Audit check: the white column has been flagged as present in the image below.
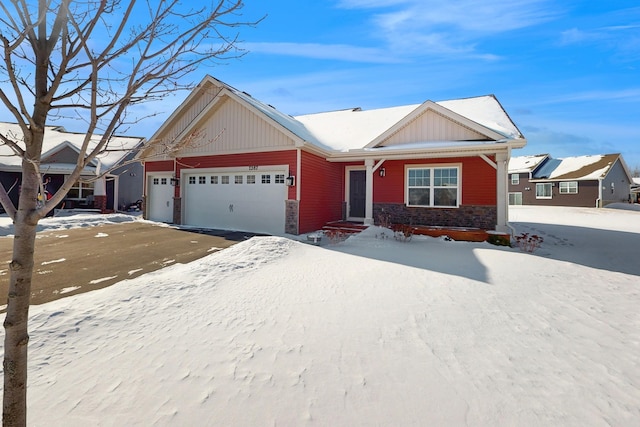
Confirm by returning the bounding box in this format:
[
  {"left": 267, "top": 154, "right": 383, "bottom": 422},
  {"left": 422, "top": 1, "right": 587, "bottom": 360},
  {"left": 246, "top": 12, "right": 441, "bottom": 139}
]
[
  {"left": 364, "top": 158, "right": 374, "bottom": 225},
  {"left": 495, "top": 151, "right": 508, "bottom": 232},
  {"left": 94, "top": 176, "right": 106, "bottom": 196}
]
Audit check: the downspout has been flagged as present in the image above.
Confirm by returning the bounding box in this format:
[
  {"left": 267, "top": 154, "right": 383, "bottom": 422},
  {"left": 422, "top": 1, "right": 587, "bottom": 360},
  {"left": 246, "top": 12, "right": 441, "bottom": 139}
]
[
  {"left": 596, "top": 178, "right": 603, "bottom": 207},
  {"left": 296, "top": 148, "right": 301, "bottom": 201}
]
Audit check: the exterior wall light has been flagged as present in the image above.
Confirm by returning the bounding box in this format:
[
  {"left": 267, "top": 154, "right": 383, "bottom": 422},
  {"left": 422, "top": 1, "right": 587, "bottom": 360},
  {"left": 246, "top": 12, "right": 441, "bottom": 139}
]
[
  {"left": 379, "top": 167, "right": 386, "bottom": 177},
  {"left": 285, "top": 176, "right": 296, "bottom": 186},
  {"left": 170, "top": 177, "right": 179, "bottom": 186}
]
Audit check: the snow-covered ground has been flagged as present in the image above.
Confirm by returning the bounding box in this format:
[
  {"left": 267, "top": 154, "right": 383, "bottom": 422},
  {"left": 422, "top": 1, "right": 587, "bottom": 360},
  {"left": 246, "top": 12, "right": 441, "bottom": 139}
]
[{"left": 1, "top": 205, "right": 639, "bottom": 426}]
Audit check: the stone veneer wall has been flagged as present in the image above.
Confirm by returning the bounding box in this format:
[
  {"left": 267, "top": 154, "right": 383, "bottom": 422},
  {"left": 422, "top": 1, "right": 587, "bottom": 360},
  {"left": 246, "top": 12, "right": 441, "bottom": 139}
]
[
  {"left": 285, "top": 200, "right": 299, "bottom": 235},
  {"left": 173, "top": 197, "right": 182, "bottom": 225},
  {"left": 373, "top": 203, "right": 497, "bottom": 230}
]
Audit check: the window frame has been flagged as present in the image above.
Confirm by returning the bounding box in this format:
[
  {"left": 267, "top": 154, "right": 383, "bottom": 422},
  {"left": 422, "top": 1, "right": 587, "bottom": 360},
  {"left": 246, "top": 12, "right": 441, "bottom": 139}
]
[
  {"left": 535, "top": 183, "right": 552, "bottom": 199},
  {"left": 405, "top": 164, "right": 461, "bottom": 208},
  {"left": 559, "top": 181, "right": 578, "bottom": 194},
  {"left": 65, "top": 176, "right": 95, "bottom": 200},
  {"left": 511, "top": 174, "right": 520, "bottom": 185}
]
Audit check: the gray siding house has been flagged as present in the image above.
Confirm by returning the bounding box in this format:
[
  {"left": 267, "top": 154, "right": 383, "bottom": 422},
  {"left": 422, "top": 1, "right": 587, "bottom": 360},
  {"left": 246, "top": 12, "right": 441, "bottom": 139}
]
[{"left": 509, "top": 153, "right": 633, "bottom": 207}]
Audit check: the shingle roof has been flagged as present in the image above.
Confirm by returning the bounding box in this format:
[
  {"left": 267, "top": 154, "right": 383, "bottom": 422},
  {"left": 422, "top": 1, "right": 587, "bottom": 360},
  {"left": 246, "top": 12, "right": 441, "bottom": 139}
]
[
  {"left": 532, "top": 154, "right": 621, "bottom": 181},
  {"left": 213, "top": 76, "right": 523, "bottom": 152},
  {"left": 0, "top": 122, "right": 145, "bottom": 172},
  {"left": 508, "top": 154, "right": 549, "bottom": 173}
]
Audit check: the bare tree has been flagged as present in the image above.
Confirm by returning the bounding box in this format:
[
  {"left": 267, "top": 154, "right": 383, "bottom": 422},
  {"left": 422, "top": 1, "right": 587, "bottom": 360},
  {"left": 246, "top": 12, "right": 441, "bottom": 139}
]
[{"left": 0, "top": 1, "right": 259, "bottom": 424}]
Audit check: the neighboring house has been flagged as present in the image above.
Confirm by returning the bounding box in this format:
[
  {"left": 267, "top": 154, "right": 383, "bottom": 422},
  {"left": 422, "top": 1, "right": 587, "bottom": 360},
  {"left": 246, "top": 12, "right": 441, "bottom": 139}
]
[
  {"left": 139, "top": 75, "right": 526, "bottom": 235},
  {"left": 507, "top": 154, "right": 549, "bottom": 205},
  {"left": 0, "top": 122, "right": 145, "bottom": 213},
  {"left": 509, "top": 153, "right": 633, "bottom": 207},
  {"left": 632, "top": 177, "right": 640, "bottom": 203}
]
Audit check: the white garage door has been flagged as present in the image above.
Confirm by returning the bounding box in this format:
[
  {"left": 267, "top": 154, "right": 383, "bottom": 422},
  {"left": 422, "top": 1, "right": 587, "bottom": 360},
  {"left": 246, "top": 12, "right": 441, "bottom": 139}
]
[
  {"left": 183, "top": 169, "right": 287, "bottom": 234},
  {"left": 147, "top": 174, "right": 174, "bottom": 223}
]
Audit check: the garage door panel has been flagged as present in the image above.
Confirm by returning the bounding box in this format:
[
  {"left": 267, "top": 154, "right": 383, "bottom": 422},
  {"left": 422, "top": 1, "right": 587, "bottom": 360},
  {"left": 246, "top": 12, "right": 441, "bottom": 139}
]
[
  {"left": 148, "top": 174, "right": 174, "bottom": 223},
  {"left": 183, "top": 171, "right": 286, "bottom": 234}
]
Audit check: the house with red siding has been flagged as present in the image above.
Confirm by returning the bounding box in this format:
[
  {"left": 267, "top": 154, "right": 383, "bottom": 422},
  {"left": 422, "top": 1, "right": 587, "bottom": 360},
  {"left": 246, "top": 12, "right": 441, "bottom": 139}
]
[{"left": 139, "top": 75, "right": 526, "bottom": 235}]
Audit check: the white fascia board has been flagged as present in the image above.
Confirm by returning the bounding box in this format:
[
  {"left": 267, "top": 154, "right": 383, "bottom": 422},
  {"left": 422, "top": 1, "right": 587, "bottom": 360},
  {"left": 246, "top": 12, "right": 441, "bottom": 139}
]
[{"left": 326, "top": 144, "right": 513, "bottom": 163}]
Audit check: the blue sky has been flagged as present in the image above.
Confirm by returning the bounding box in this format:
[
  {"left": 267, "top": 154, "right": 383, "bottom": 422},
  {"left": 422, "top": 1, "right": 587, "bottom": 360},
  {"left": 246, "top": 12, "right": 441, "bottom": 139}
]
[
  {"left": 203, "top": 0, "right": 640, "bottom": 171},
  {"left": 2, "top": 1, "right": 639, "bottom": 171}
]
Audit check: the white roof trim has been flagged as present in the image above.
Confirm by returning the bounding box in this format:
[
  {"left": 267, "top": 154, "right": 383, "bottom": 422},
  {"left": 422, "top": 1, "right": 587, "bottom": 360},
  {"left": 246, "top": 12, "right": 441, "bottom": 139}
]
[{"left": 365, "top": 101, "right": 506, "bottom": 149}]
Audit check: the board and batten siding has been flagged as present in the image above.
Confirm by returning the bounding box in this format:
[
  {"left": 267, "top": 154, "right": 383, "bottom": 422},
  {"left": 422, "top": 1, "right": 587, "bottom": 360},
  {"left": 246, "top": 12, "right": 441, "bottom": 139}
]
[
  {"left": 379, "top": 110, "right": 487, "bottom": 147},
  {"left": 298, "top": 150, "right": 343, "bottom": 233},
  {"left": 174, "top": 96, "right": 296, "bottom": 157}
]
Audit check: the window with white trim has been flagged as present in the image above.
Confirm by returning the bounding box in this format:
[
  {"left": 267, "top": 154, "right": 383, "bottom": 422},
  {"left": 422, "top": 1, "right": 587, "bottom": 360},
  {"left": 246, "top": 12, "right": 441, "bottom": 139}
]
[
  {"left": 160, "top": 178, "right": 167, "bottom": 185},
  {"left": 153, "top": 178, "right": 159, "bottom": 185},
  {"left": 511, "top": 174, "right": 520, "bottom": 185},
  {"left": 261, "top": 174, "right": 271, "bottom": 184},
  {"left": 235, "top": 175, "right": 243, "bottom": 184},
  {"left": 198, "top": 176, "right": 206, "bottom": 184},
  {"left": 406, "top": 166, "right": 459, "bottom": 207},
  {"left": 221, "top": 176, "right": 229, "bottom": 184},
  {"left": 66, "top": 179, "right": 94, "bottom": 199},
  {"left": 536, "top": 183, "right": 552, "bottom": 199},
  {"left": 247, "top": 175, "right": 256, "bottom": 184},
  {"left": 210, "top": 176, "right": 218, "bottom": 184},
  {"left": 275, "top": 174, "right": 285, "bottom": 184},
  {"left": 188, "top": 176, "right": 196, "bottom": 185},
  {"left": 559, "top": 181, "right": 578, "bottom": 194}
]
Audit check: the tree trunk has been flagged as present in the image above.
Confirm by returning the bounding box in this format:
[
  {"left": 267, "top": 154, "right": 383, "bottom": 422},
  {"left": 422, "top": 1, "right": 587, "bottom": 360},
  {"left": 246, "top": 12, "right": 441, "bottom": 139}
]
[{"left": 3, "top": 162, "right": 41, "bottom": 427}]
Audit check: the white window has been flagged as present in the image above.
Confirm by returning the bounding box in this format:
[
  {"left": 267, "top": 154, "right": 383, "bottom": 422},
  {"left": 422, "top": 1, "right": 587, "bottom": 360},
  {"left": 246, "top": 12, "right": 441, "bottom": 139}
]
[
  {"left": 247, "top": 175, "right": 256, "bottom": 184},
  {"left": 67, "top": 179, "right": 94, "bottom": 199},
  {"left": 198, "top": 176, "right": 206, "bottom": 184},
  {"left": 221, "top": 176, "right": 229, "bottom": 184},
  {"left": 235, "top": 175, "right": 243, "bottom": 184},
  {"left": 559, "top": 181, "right": 578, "bottom": 194},
  {"left": 188, "top": 176, "right": 196, "bottom": 185},
  {"left": 406, "top": 166, "right": 459, "bottom": 207},
  {"left": 210, "top": 176, "right": 218, "bottom": 184},
  {"left": 261, "top": 174, "right": 271, "bottom": 184},
  {"left": 511, "top": 174, "right": 520, "bottom": 185},
  {"left": 536, "top": 183, "right": 552, "bottom": 199},
  {"left": 509, "top": 192, "right": 523, "bottom": 205},
  {"left": 275, "top": 174, "right": 285, "bottom": 184},
  {"left": 160, "top": 178, "right": 167, "bottom": 185},
  {"left": 153, "top": 178, "right": 159, "bottom": 185}
]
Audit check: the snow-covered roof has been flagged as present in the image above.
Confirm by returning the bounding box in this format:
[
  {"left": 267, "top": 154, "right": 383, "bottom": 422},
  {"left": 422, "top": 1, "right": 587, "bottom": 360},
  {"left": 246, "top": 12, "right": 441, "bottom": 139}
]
[
  {"left": 437, "top": 95, "right": 523, "bottom": 140},
  {"left": 532, "top": 154, "right": 622, "bottom": 181},
  {"left": 206, "top": 76, "right": 524, "bottom": 154},
  {"left": 294, "top": 105, "right": 420, "bottom": 151},
  {"left": 0, "top": 122, "right": 145, "bottom": 173},
  {"left": 293, "top": 95, "right": 523, "bottom": 152},
  {"left": 508, "top": 154, "right": 549, "bottom": 173}
]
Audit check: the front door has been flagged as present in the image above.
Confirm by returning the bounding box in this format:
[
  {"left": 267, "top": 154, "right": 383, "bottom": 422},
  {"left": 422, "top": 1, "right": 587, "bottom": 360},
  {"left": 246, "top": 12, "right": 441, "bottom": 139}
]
[{"left": 349, "top": 170, "right": 366, "bottom": 219}]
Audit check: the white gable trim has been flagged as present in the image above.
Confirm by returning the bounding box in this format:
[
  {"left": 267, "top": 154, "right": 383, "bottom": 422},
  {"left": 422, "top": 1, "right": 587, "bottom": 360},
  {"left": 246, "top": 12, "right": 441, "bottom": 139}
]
[{"left": 365, "top": 101, "right": 507, "bottom": 149}]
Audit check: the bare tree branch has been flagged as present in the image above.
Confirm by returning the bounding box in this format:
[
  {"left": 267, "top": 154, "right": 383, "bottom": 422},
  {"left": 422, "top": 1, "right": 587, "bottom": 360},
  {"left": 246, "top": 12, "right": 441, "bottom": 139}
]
[{"left": 0, "top": 1, "right": 262, "bottom": 423}]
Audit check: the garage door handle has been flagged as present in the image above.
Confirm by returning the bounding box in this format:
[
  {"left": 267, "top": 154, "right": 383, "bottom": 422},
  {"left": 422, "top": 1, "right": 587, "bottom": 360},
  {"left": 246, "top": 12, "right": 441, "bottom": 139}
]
[
  {"left": 166, "top": 201, "right": 170, "bottom": 207},
  {"left": 229, "top": 204, "right": 234, "bottom": 212}
]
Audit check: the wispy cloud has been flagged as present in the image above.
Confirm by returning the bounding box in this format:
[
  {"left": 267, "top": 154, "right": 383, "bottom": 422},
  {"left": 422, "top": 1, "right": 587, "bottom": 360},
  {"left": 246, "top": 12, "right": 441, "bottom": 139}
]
[
  {"left": 336, "top": 0, "right": 558, "bottom": 60},
  {"left": 560, "top": 24, "right": 640, "bottom": 46},
  {"left": 244, "top": 42, "right": 403, "bottom": 63}
]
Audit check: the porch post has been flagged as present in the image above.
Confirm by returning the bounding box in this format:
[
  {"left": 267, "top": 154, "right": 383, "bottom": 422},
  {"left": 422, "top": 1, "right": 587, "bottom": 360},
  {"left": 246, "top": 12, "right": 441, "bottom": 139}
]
[
  {"left": 93, "top": 176, "right": 108, "bottom": 213},
  {"left": 495, "top": 151, "right": 508, "bottom": 232},
  {"left": 364, "top": 158, "right": 374, "bottom": 225}
]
